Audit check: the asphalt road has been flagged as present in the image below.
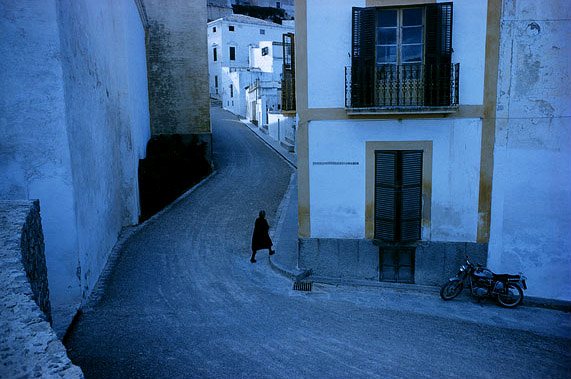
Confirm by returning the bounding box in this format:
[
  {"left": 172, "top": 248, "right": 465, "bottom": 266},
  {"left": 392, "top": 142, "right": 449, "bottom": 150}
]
[{"left": 65, "top": 106, "right": 571, "bottom": 378}]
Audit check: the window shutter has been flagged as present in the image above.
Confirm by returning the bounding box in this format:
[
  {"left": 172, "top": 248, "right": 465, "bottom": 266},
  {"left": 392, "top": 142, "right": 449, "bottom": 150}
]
[
  {"left": 399, "top": 151, "right": 422, "bottom": 242},
  {"left": 351, "top": 7, "right": 376, "bottom": 107},
  {"left": 425, "top": 3, "right": 453, "bottom": 106},
  {"left": 375, "top": 151, "right": 397, "bottom": 241}
]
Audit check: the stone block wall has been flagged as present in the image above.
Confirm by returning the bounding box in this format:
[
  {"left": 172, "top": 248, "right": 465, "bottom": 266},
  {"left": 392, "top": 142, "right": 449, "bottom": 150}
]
[
  {"left": 299, "top": 238, "right": 488, "bottom": 286},
  {"left": 144, "top": 0, "right": 211, "bottom": 137},
  {"left": 0, "top": 200, "right": 82, "bottom": 378}
]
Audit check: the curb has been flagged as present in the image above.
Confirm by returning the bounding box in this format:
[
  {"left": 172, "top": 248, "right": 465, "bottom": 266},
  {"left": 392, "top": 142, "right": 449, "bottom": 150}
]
[
  {"left": 268, "top": 256, "right": 312, "bottom": 282},
  {"left": 239, "top": 118, "right": 297, "bottom": 169},
  {"left": 266, "top": 172, "right": 312, "bottom": 282}
]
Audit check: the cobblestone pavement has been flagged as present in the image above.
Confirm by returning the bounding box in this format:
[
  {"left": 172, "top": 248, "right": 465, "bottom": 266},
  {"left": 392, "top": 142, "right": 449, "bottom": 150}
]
[{"left": 65, "top": 106, "right": 571, "bottom": 379}]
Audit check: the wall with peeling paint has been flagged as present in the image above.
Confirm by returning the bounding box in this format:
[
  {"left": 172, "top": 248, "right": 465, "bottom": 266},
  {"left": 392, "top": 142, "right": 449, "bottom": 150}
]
[
  {"left": 488, "top": 0, "right": 571, "bottom": 300},
  {"left": 0, "top": 0, "right": 151, "bottom": 333}
]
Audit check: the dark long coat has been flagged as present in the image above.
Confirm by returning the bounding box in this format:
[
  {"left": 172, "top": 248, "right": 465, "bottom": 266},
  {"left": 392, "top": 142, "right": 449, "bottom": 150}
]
[{"left": 251, "top": 217, "right": 273, "bottom": 251}]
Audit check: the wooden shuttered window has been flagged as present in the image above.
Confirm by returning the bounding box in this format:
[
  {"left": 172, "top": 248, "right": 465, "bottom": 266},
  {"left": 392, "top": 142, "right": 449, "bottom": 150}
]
[
  {"left": 351, "top": 7, "right": 376, "bottom": 107},
  {"left": 424, "top": 2, "right": 453, "bottom": 106},
  {"left": 351, "top": 3, "right": 454, "bottom": 107},
  {"left": 375, "top": 151, "right": 422, "bottom": 243}
]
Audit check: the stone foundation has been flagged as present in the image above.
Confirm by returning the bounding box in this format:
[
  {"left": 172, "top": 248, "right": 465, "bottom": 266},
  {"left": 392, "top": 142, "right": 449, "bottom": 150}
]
[{"left": 299, "top": 238, "right": 488, "bottom": 286}]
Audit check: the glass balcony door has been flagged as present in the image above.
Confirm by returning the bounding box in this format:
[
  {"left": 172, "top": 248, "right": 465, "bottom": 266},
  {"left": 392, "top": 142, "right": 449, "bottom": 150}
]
[{"left": 376, "top": 8, "right": 424, "bottom": 106}]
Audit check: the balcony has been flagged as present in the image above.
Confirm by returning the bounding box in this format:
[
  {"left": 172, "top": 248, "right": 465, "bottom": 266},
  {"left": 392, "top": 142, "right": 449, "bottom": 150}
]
[
  {"left": 345, "top": 63, "right": 459, "bottom": 114},
  {"left": 281, "top": 73, "right": 296, "bottom": 112}
]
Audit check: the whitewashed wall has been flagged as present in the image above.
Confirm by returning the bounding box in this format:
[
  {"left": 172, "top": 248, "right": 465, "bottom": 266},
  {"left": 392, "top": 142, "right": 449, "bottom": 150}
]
[
  {"left": 488, "top": 0, "right": 571, "bottom": 301},
  {"left": 251, "top": 41, "right": 284, "bottom": 79},
  {"left": 207, "top": 17, "right": 293, "bottom": 97},
  {"left": 306, "top": 0, "right": 487, "bottom": 108},
  {"left": 0, "top": 0, "right": 80, "bottom": 331},
  {"left": 308, "top": 118, "right": 482, "bottom": 241},
  {"left": 0, "top": 0, "right": 150, "bottom": 332}
]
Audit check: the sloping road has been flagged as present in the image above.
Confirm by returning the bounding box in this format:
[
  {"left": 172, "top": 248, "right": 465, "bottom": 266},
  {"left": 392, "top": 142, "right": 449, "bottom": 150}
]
[{"left": 65, "top": 107, "right": 571, "bottom": 378}]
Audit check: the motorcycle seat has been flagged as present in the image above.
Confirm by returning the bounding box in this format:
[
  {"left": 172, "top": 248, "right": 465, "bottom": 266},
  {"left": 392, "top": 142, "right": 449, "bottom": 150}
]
[{"left": 493, "top": 273, "right": 520, "bottom": 281}]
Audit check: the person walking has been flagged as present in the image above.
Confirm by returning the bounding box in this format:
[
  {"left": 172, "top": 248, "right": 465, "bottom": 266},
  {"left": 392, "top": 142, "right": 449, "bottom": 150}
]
[{"left": 250, "top": 210, "right": 275, "bottom": 263}]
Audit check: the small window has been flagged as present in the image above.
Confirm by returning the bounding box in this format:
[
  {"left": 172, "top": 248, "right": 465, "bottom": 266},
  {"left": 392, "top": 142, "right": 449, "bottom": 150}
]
[
  {"left": 213, "top": 47, "right": 217, "bottom": 62},
  {"left": 276, "top": 2, "right": 281, "bottom": 9},
  {"left": 261, "top": 47, "right": 269, "bottom": 56},
  {"left": 230, "top": 84, "right": 234, "bottom": 98},
  {"left": 260, "top": 29, "right": 265, "bottom": 35},
  {"left": 229, "top": 46, "right": 236, "bottom": 61},
  {"left": 213, "top": 27, "right": 216, "bottom": 33},
  {"left": 214, "top": 75, "right": 218, "bottom": 88},
  {"left": 229, "top": 25, "right": 235, "bottom": 31}
]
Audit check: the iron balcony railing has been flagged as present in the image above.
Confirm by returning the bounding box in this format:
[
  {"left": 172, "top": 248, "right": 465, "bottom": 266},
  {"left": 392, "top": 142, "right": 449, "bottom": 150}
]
[
  {"left": 345, "top": 63, "right": 459, "bottom": 111},
  {"left": 281, "top": 73, "right": 296, "bottom": 112}
]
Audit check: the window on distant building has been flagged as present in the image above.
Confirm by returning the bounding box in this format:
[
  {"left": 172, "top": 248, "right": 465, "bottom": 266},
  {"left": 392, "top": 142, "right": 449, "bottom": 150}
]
[
  {"left": 213, "top": 47, "right": 217, "bottom": 61},
  {"left": 214, "top": 75, "right": 218, "bottom": 88},
  {"left": 262, "top": 47, "right": 269, "bottom": 56},
  {"left": 260, "top": 29, "right": 265, "bottom": 35},
  {"left": 213, "top": 27, "right": 216, "bottom": 32},
  {"left": 230, "top": 84, "right": 234, "bottom": 98},
  {"left": 229, "top": 25, "right": 235, "bottom": 31},
  {"left": 374, "top": 150, "right": 422, "bottom": 243},
  {"left": 350, "top": 4, "right": 455, "bottom": 108},
  {"left": 229, "top": 46, "right": 236, "bottom": 61},
  {"left": 276, "top": 2, "right": 281, "bottom": 9}
]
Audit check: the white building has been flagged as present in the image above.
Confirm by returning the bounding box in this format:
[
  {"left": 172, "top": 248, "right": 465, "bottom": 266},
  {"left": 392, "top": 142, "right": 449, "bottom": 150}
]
[
  {"left": 296, "top": 0, "right": 570, "bottom": 301},
  {"left": 207, "top": 14, "right": 293, "bottom": 110}
]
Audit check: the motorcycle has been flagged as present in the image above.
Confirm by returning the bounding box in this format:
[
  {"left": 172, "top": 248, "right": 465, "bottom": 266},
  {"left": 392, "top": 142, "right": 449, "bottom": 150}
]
[{"left": 440, "top": 256, "right": 527, "bottom": 307}]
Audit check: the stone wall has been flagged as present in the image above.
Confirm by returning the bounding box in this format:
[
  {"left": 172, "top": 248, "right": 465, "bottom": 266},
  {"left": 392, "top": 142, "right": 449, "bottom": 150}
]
[
  {"left": 299, "top": 238, "right": 487, "bottom": 286},
  {"left": 0, "top": 200, "right": 83, "bottom": 378},
  {"left": 138, "top": 0, "right": 213, "bottom": 220},
  {"left": 144, "top": 0, "right": 211, "bottom": 136}
]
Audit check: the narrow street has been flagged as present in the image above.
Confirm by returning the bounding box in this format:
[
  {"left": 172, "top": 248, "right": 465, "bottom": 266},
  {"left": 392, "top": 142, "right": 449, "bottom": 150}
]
[{"left": 65, "top": 106, "right": 571, "bottom": 378}]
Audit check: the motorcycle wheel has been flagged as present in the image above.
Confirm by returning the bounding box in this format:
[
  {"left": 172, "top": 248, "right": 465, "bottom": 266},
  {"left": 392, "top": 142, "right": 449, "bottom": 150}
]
[
  {"left": 496, "top": 283, "right": 523, "bottom": 308},
  {"left": 440, "top": 279, "right": 464, "bottom": 300}
]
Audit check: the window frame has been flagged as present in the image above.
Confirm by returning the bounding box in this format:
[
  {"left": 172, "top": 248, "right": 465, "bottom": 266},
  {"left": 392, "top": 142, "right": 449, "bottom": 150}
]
[
  {"left": 365, "top": 141, "right": 432, "bottom": 242},
  {"left": 349, "top": 3, "right": 456, "bottom": 110},
  {"left": 229, "top": 46, "right": 236, "bottom": 61},
  {"left": 375, "top": 7, "right": 426, "bottom": 67}
]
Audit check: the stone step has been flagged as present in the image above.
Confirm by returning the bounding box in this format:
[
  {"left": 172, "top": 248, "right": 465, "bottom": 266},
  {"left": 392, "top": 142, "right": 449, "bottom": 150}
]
[
  {"left": 280, "top": 140, "right": 295, "bottom": 152},
  {"left": 284, "top": 136, "right": 295, "bottom": 145}
]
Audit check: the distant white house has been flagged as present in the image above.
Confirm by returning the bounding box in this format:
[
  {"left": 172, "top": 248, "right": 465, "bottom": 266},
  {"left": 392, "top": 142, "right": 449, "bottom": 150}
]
[{"left": 207, "top": 14, "right": 293, "bottom": 106}]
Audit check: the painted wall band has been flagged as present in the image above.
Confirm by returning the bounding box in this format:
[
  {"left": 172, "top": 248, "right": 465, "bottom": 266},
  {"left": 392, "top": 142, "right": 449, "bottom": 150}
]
[
  {"left": 295, "top": 0, "right": 310, "bottom": 238},
  {"left": 477, "top": 0, "right": 502, "bottom": 243}
]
